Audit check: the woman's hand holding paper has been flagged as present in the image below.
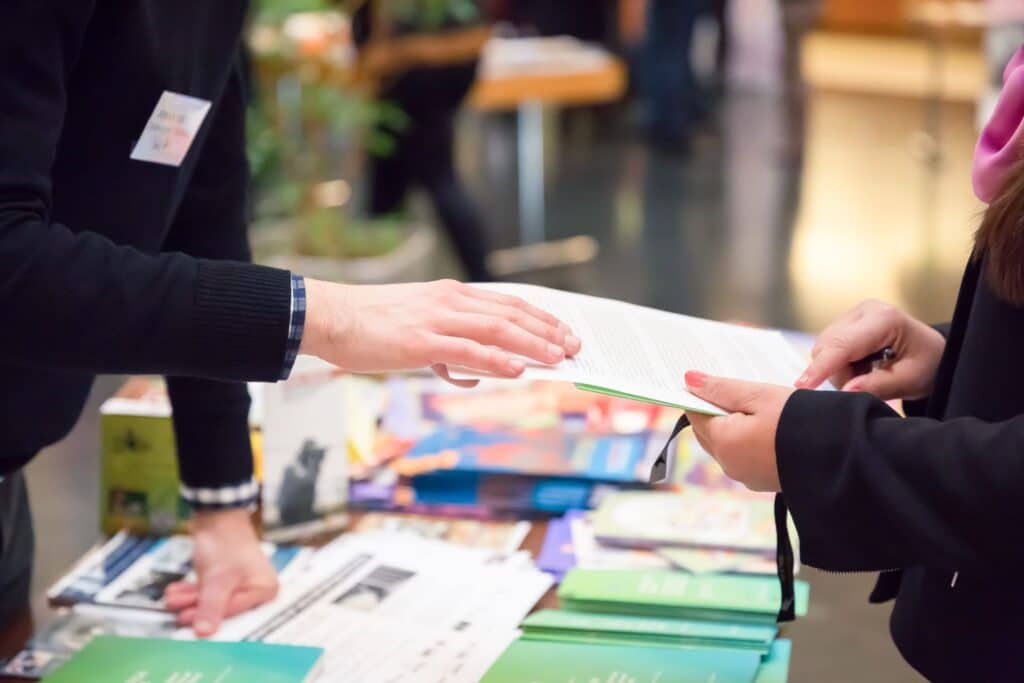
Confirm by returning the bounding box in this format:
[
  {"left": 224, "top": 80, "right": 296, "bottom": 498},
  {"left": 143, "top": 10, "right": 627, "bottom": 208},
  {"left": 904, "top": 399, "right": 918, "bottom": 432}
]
[
  {"left": 794, "top": 299, "right": 945, "bottom": 400},
  {"left": 683, "top": 371, "right": 793, "bottom": 492}
]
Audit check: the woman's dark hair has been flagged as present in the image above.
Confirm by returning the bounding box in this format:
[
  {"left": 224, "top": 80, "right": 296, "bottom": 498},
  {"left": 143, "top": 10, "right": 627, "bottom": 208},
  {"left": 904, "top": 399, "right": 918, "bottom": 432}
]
[{"left": 975, "top": 159, "right": 1024, "bottom": 305}]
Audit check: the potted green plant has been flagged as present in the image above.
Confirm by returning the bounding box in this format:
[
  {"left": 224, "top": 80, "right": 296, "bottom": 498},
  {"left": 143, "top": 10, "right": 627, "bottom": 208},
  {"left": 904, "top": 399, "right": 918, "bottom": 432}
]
[{"left": 246, "top": 0, "right": 440, "bottom": 283}]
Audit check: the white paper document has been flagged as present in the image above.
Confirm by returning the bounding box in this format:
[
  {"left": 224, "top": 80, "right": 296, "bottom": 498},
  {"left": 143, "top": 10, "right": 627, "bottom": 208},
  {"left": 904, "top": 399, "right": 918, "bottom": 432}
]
[
  {"left": 457, "top": 283, "right": 808, "bottom": 415},
  {"left": 189, "top": 531, "right": 551, "bottom": 683}
]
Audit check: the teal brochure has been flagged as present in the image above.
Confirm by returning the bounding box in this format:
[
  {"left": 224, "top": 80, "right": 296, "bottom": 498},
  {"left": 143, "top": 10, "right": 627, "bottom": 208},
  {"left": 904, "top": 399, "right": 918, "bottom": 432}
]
[
  {"left": 755, "top": 639, "right": 792, "bottom": 683},
  {"left": 481, "top": 638, "right": 761, "bottom": 683},
  {"left": 42, "top": 635, "right": 323, "bottom": 683}
]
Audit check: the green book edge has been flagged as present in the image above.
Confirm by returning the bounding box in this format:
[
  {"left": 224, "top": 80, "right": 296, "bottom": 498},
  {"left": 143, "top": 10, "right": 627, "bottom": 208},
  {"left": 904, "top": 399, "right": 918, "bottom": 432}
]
[
  {"left": 522, "top": 609, "right": 776, "bottom": 645},
  {"left": 558, "top": 570, "right": 810, "bottom": 618},
  {"left": 755, "top": 639, "right": 792, "bottom": 683},
  {"left": 574, "top": 384, "right": 725, "bottom": 416}
]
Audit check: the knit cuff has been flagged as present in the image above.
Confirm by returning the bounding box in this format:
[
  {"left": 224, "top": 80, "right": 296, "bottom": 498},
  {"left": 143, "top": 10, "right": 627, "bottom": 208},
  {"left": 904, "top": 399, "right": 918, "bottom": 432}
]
[
  {"left": 190, "top": 260, "right": 292, "bottom": 382},
  {"left": 182, "top": 477, "right": 259, "bottom": 511}
]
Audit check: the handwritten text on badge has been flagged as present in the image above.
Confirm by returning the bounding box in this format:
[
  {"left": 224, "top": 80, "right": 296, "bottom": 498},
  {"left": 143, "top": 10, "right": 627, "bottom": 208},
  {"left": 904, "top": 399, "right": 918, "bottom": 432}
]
[{"left": 130, "top": 91, "right": 212, "bottom": 167}]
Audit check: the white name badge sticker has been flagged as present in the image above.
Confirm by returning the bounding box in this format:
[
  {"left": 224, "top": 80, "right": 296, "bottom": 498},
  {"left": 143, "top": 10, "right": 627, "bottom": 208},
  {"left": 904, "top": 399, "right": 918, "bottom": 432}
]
[{"left": 130, "top": 91, "right": 212, "bottom": 167}]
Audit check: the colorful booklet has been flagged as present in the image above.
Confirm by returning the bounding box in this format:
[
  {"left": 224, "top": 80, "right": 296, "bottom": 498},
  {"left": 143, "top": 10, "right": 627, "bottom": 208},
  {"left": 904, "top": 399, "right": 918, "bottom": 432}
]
[
  {"left": 99, "top": 377, "right": 267, "bottom": 536},
  {"left": 409, "top": 471, "right": 614, "bottom": 515},
  {"left": 535, "top": 512, "right": 579, "bottom": 582},
  {"left": 480, "top": 638, "right": 762, "bottom": 683},
  {"left": 521, "top": 609, "right": 777, "bottom": 654},
  {"left": 351, "top": 512, "right": 531, "bottom": 553},
  {"left": 591, "top": 489, "right": 777, "bottom": 554},
  {"left": 42, "top": 636, "right": 323, "bottom": 683},
  {"left": 400, "top": 424, "right": 654, "bottom": 483},
  {"left": 557, "top": 569, "right": 809, "bottom": 624},
  {"left": 657, "top": 546, "right": 778, "bottom": 576},
  {"left": 568, "top": 513, "right": 672, "bottom": 572}
]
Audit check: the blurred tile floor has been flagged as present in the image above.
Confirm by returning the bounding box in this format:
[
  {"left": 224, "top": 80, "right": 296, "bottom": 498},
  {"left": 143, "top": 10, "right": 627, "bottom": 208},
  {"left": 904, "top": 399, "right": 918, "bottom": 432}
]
[{"left": 25, "top": 31, "right": 992, "bottom": 683}]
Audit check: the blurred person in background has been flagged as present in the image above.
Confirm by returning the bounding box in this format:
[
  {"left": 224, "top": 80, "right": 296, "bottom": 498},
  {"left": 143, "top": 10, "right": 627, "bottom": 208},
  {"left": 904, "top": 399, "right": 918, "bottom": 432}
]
[
  {"left": 0, "top": 1, "right": 579, "bottom": 636},
  {"left": 352, "top": 0, "right": 495, "bottom": 281},
  {"left": 492, "top": 0, "right": 611, "bottom": 42},
  {"left": 778, "top": 0, "right": 821, "bottom": 162},
  {"left": 683, "top": 45, "right": 1024, "bottom": 680},
  {"left": 641, "top": 0, "right": 708, "bottom": 152}
]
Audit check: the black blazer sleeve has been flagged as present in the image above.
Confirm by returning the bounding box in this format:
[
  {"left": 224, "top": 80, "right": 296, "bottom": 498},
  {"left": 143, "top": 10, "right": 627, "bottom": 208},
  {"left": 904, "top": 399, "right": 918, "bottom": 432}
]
[
  {"left": 163, "top": 57, "right": 256, "bottom": 493},
  {"left": 777, "top": 389, "right": 1024, "bottom": 573},
  {"left": 0, "top": 2, "right": 289, "bottom": 382},
  {"left": 902, "top": 321, "right": 952, "bottom": 418}
]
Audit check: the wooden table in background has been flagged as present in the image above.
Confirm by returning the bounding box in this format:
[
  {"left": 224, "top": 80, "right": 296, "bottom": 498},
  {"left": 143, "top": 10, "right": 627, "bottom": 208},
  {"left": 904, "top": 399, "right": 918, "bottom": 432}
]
[
  {"left": 253, "top": 31, "right": 626, "bottom": 276},
  {"left": 469, "top": 57, "right": 626, "bottom": 275}
]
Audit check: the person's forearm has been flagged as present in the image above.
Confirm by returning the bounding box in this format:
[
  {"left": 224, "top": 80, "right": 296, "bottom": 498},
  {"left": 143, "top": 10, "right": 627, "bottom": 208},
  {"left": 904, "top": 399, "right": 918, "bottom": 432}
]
[
  {"left": 0, "top": 222, "right": 292, "bottom": 381},
  {"left": 778, "top": 390, "right": 1024, "bottom": 573},
  {"left": 297, "top": 277, "right": 352, "bottom": 360}
]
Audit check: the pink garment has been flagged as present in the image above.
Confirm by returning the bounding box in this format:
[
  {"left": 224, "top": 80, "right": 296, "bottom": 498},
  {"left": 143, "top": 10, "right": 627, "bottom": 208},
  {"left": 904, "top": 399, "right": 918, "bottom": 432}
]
[{"left": 973, "top": 44, "right": 1024, "bottom": 202}]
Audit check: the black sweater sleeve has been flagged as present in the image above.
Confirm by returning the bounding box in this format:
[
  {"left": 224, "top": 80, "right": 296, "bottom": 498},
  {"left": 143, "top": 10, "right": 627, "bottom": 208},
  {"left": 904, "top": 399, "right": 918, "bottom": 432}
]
[
  {"left": 777, "top": 389, "right": 1024, "bottom": 573},
  {"left": 163, "top": 56, "right": 258, "bottom": 493},
  {"left": 0, "top": 2, "right": 289, "bottom": 382}
]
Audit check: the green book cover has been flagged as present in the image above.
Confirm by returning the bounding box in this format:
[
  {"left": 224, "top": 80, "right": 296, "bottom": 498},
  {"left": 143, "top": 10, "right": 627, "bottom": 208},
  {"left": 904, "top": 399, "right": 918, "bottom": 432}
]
[
  {"left": 43, "top": 636, "right": 323, "bottom": 683},
  {"left": 100, "top": 392, "right": 187, "bottom": 536},
  {"left": 480, "top": 638, "right": 761, "bottom": 683},
  {"left": 522, "top": 609, "right": 776, "bottom": 651},
  {"left": 100, "top": 377, "right": 262, "bottom": 536},
  {"left": 754, "top": 639, "right": 792, "bottom": 683},
  {"left": 558, "top": 570, "right": 809, "bottom": 622},
  {"left": 591, "top": 490, "right": 777, "bottom": 554}
]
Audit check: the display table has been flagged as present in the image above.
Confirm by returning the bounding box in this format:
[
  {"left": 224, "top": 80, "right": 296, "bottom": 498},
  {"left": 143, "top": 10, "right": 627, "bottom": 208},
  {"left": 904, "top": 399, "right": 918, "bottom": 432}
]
[
  {"left": 0, "top": 514, "right": 556, "bottom": 682},
  {"left": 469, "top": 38, "right": 626, "bottom": 274}
]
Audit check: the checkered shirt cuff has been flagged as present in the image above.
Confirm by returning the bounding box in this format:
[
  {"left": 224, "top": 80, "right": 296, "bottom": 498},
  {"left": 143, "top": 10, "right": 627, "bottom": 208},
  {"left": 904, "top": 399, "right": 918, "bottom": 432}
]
[{"left": 280, "top": 274, "right": 306, "bottom": 380}]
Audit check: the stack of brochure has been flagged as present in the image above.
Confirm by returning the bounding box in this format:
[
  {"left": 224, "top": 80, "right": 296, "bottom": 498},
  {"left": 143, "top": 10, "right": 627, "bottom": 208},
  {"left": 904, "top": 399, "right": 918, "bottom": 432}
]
[
  {"left": 521, "top": 609, "right": 777, "bottom": 653},
  {"left": 535, "top": 488, "right": 790, "bottom": 583},
  {"left": 478, "top": 569, "right": 806, "bottom": 682},
  {"left": 349, "top": 375, "right": 687, "bottom": 516},
  {"left": 557, "top": 569, "right": 809, "bottom": 625},
  {"left": 482, "top": 638, "right": 794, "bottom": 683}
]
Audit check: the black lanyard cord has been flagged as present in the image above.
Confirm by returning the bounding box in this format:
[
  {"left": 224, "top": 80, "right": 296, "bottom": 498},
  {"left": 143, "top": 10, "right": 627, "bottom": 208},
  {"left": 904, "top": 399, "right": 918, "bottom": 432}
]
[{"left": 775, "top": 493, "right": 796, "bottom": 622}]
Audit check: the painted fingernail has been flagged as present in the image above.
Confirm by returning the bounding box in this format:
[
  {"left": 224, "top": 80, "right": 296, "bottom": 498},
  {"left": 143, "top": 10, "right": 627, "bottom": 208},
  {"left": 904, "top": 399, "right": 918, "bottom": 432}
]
[
  {"left": 685, "top": 371, "right": 707, "bottom": 388},
  {"left": 508, "top": 359, "right": 525, "bottom": 374},
  {"left": 548, "top": 343, "right": 565, "bottom": 359}
]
